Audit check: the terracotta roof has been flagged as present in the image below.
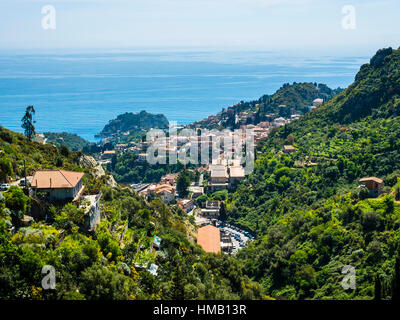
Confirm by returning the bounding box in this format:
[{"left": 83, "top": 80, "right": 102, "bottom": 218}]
[
  {"left": 32, "top": 170, "right": 84, "bottom": 189},
  {"left": 283, "top": 145, "right": 296, "bottom": 151},
  {"left": 359, "top": 177, "right": 383, "bottom": 184},
  {"left": 155, "top": 187, "right": 175, "bottom": 195},
  {"left": 197, "top": 225, "right": 221, "bottom": 253}
]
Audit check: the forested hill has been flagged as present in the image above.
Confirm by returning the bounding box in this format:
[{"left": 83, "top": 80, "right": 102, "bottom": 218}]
[
  {"left": 230, "top": 47, "right": 400, "bottom": 299},
  {"left": 256, "top": 82, "right": 342, "bottom": 119},
  {"left": 42, "top": 132, "right": 91, "bottom": 151},
  {"left": 98, "top": 110, "right": 169, "bottom": 138},
  {"left": 192, "top": 82, "right": 342, "bottom": 129}
]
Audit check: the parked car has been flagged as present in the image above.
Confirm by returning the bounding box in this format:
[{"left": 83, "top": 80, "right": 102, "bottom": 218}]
[
  {"left": 18, "top": 179, "right": 27, "bottom": 186},
  {"left": 0, "top": 184, "right": 10, "bottom": 191}
]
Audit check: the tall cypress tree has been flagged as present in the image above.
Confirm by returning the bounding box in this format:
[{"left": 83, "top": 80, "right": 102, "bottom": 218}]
[
  {"left": 219, "top": 201, "right": 227, "bottom": 221},
  {"left": 21, "top": 105, "right": 36, "bottom": 141}
]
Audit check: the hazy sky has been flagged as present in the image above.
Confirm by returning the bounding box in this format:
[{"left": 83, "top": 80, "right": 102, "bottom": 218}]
[{"left": 0, "top": 0, "right": 399, "bottom": 54}]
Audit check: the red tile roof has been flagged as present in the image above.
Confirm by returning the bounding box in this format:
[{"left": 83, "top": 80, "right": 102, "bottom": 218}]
[
  {"left": 359, "top": 177, "right": 383, "bottom": 184},
  {"left": 32, "top": 170, "right": 84, "bottom": 189},
  {"left": 197, "top": 225, "right": 221, "bottom": 253}
]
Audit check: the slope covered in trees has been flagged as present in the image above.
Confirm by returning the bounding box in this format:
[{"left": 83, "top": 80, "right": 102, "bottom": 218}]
[
  {"left": 193, "top": 82, "right": 342, "bottom": 129},
  {"left": 42, "top": 132, "right": 92, "bottom": 151},
  {"left": 228, "top": 47, "right": 400, "bottom": 299}
]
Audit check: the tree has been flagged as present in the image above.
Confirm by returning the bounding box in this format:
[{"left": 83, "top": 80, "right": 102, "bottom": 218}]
[
  {"left": 5, "top": 186, "right": 29, "bottom": 213},
  {"left": 21, "top": 105, "right": 36, "bottom": 141},
  {"left": 176, "top": 170, "right": 190, "bottom": 198},
  {"left": 79, "top": 265, "right": 135, "bottom": 300},
  {"left": 374, "top": 274, "right": 382, "bottom": 300},
  {"left": 219, "top": 201, "right": 227, "bottom": 221},
  {"left": 392, "top": 255, "right": 400, "bottom": 300},
  {"left": 60, "top": 144, "right": 70, "bottom": 157},
  {"left": 0, "top": 157, "right": 13, "bottom": 183},
  {"left": 54, "top": 203, "right": 84, "bottom": 229}
]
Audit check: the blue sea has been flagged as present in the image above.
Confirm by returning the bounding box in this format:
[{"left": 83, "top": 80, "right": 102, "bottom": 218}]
[{"left": 0, "top": 50, "right": 369, "bottom": 142}]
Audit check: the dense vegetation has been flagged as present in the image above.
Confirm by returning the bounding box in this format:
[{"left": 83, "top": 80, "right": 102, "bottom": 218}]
[
  {"left": 98, "top": 110, "right": 169, "bottom": 138},
  {"left": 0, "top": 126, "right": 84, "bottom": 183},
  {"left": 227, "top": 47, "right": 400, "bottom": 299},
  {"left": 106, "top": 152, "right": 197, "bottom": 184},
  {"left": 43, "top": 132, "right": 92, "bottom": 151},
  {"left": 256, "top": 82, "right": 342, "bottom": 120}
]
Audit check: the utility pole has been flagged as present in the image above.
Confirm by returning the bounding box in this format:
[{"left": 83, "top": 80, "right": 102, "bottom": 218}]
[{"left": 24, "top": 160, "right": 27, "bottom": 188}]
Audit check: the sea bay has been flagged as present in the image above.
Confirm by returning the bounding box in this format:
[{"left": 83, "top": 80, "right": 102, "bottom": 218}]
[{"left": 0, "top": 50, "right": 367, "bottom": 141}]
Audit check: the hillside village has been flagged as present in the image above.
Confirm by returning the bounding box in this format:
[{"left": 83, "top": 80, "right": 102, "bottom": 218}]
[
  {"left": 1, "top": 93, "right": 328, "bottom": 256},
  {"left": 64, "top": 96, "right": 326, "bottom": 254},
  {"left": 7, "top": 93, "right": 388, "bottom": 257}
]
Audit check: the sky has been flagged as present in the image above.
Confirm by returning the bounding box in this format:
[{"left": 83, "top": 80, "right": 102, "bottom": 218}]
[{"left": 0, "top": 0, "right": 399, "bottom": 54}]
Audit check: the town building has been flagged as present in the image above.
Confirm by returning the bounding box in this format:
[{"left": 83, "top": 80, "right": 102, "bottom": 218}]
[
  {"left": 313, "top": 98, "right": 324, "bottom": 106},
  {"left": 178, "top": 199, "right": 195, "bottom": 213},
  {"left": 101, "top": 150, "right": 116, "bottom": 160},
  {"left": 283, "top": 145, "right": 297, "bottom": 153},
  {"left": 359, "top": 177, "right": 383, "bottom": 197},
  {"left": 160, "top": 173, "right": 178, "bottom": 186},
  {"left": 209, "top": 165, "right": 229, "bottom": 192},
  {"left": 273, "top": 117, "right": 287, "bottom": 127},
  {"left": 137, "top": 153, "right": 148, "bottom": 162},
  {"left": 308, "top": 106, "right": 317, "bottom": 112},
  {"left": 115, "top": 144, "right": 128, "bottom": 152},
  {"left": 220, "top": 230, "right": 233, "bottom": 254},
  {"left": 31, "top": 170, "right": 85, "bottom": 201},
  {"left": 142, "top": 184, "right": 176, "bottom": 203},
  {"left": 229, "top": 166, "right": 245, "bottom": 188},
  {"left": 189, "top": 186, "right": 204, "bottom": 198},
  {"left": 200, "top": 200, "right": 220, "bottom": 218}
]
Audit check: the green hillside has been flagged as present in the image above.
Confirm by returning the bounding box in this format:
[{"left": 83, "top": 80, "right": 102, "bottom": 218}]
[
  {"left": 193, "top": 82, "right": 342, "bottom": 129},
  {"left": 229, "top": 47, "right": 400, "bottom": 299},
  {"left": 0, "top": 127, "right": 266, "bottom": 300},
  {"left": 0, "top": 126, "right": 84, "bottom": 182},
  {"left": 42, "top": 132, "right": 92, "bottom": 151},
  {"left": 256, "top": 82, "right": 342, "bottom": 119}
]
